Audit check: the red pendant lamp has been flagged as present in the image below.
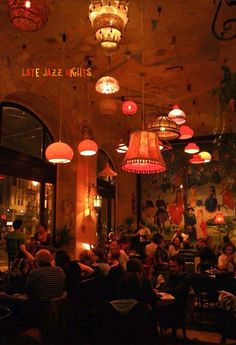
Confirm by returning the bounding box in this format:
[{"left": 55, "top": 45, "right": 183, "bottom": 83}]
[
  {"left": 122, "top": 100, "right": 138, "bottom": 115},
  {"left": 116, "top": 140, "right": 128, "bottom": 153},
  {"left": 98, "top": 162, "right": 117, "bottom": 177},
  {"left": 168, "top": 105, "right": 186, "bottom": 124},
  {"left": 122, "top": 131, "right": 166, "bottom": 174},
  {"left": 184, "top": 142, "right": 199, "bottom": 154},
  {"left": 46, "top": 141, "right": 74, "bottom": 163},
  {"left": 189, "top": 154, "right": 204, "bottom": 164},
  {"left": 7, "top": 0, "right": 49, "bottom": 32},
  {"left": 179, "top": 126, "right": 194, "bottom": 140},
  {"left": 78, "top": 139, "right": 98, "bottom": 156}
]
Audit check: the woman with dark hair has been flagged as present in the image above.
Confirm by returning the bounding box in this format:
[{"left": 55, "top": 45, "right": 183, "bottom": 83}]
[
  {"left": 34, "top": 223, "right": 51, "bottom": 246},
  {"left": 218, "top": 243, "right": 236, "bottom": 272}
]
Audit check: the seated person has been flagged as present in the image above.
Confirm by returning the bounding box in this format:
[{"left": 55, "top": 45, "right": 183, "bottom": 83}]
[
  {"left": 218, "top": 243, "right": 236, "bottom": 273},
  {"left": 197, "top": 238, "right": 217, "bottom": 271},
  {"left": 6, "top": 219, "right": 34, "bottom": 262},
  {"left": 91, "top": 247, "right": 110, "bottom": 276},
  {"left": 34, "top": 223, "right": 51, "bottom": 246},
  {"left": 105, "top": 249, "right": 125, "bottom": 300},
  {"left": 154, "top": 238, "right": 169, "bottom": 272},
  {"left": 117, "top": 258, "right": 158, "bottom": 308},
  {"left": 145, "top": 233, "right": 162, "bottom": 257},
  {"left": 168, "top": 236, "right": 183, "bottom": 257}
]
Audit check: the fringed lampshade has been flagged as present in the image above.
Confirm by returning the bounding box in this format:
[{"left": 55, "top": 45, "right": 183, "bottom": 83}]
[
  {"left": 147, "top": 115, "right": 180, "bottom": 140},
  {"left": 199, "top": 151, "right": 211, "bottom": 163},
  {"left": 96, "top": 76, "right": 119, "bottom": 94},
  {"left": 168, "top": 105, "right": 186, "bottom": 125},
  {"left": 7, "top": 0, "right": 49, "bottom": 32},
  {"left": 98, "top": 162, "right": 117, "bottom": 177},
  {"left": 45, "top": 141, "right": 74, "bottom": 163},
  {"left": 184, "top": 142, "right": 199, "bottom": 154},
  {"left": 179, "top": 125, "right": 194, "bottom": 140},
  {"left": 189, "top": 154, "right": 204, "bottom": 164},
  {"left": 122, "top": 131, "right": 166, "bottom": 174},
  {"left": 78, "top": 139, "right": 98, "bottom": 156},
  {"left": 122, "top": 100, "right": 138, "bottom": 115}
]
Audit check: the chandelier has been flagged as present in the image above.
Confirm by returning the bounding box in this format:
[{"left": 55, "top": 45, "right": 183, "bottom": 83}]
[
  {"left": 147, "top": 115, "right": 180, "bottom": 140},
  {"left": 89, "top": 0, "right": 129, "bottom": 55},
  {"left": 122, "top": 131, "right": 166, "bottom": 174},
  {"left": 7, "top": 0, "right": 49, "bottom": 32},
  {"left": 96, "top": 76, "right": 119, "bottom": 94}
]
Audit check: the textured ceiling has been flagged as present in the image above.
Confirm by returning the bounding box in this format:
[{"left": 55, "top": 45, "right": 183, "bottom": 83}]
[{"left": 0, "top": 0, "right": 235, "bottom": 144}]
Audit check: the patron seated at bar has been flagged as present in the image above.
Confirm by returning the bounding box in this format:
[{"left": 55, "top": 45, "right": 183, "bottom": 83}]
[{"left": 197, "top": 237, "right": 217, "bottom": 272}]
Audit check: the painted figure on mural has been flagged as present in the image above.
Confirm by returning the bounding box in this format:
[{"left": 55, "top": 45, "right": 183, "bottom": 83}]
[
  {"left": 205, "top": 185, "right": 218, "bottom": 213},
  {"left": 184, "top": 207, "right": 197, "bottom": 242},
  {"left": 195, "top": 201, "right": 207, "bottom": 239},
  {"left": 61, "top": 199, "right": 74, "bottom": 230},
  {"left": 169, "top": 189, "right": 184, "bottom": 226}
]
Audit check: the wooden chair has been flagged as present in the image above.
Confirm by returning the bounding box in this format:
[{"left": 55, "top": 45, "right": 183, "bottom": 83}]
[{"left": 6, "top": 238, "right": 20, "bottom": 269}]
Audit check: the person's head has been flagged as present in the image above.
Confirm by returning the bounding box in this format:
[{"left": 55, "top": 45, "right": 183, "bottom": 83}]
[
  {"left": 92, "top": 247, "right": 106, "bottom": 263},
  {"left": 152, "top": 233, "right": 163, "bottom": 244},
  {"left": 126, "top": 258, "right": 142, "bottom": 274},
  {"left": 13, "top": 219, "right": 23, "bottom": 231},
  {"left": 79, "top": 249, "right": 95, "bottom": 266},
  {"left": 118, "top": 235, "right": 130, "bottom": 249},
  {"left": 110, "top": 249, "right": 120, "bottom": 262},
  {"left": 223, "top": 235, "right": 231, "bottom": 244},
  {"left": 108, "top": 231, "right": 115, "bottom": 241},
  {"left": 172, "top": 236, "right": 181, "bottom": 248},
  {"left": 37, "top": 223, "right": 47, "bottom": 233},
  {"left": 55, "top": 249, "right": 71, "bottom": 268},
  {"left": 168, "top": 255, "right": 185, "bottom": 275},
  {"left": 35, "top": 249, "right": 51, "bottom": 267},
  {"left": 157, "top": 238, "right": 165, "bottom": 249},
  {"left": 187, "top": 207, "right": 194, "bottom": 215},
  {"left": 206, "top": 236, "right": 213, "bottom": 247},
  {"left": 223, "top": 243, "right": 235, "bottom": 256},
  {"left": 197, "top": 238, "right": 207, "bottom": 248}
]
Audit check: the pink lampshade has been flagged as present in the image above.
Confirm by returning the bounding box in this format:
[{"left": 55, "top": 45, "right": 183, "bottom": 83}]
[
  {"left": 179, "top": 126, "right": 194, "bottom": 140},
  {"left": 189, "top": 154, "right": 204, "bottom": 164},
  {"left": 78, "top": 139, "right": 98, "bottom": 156},
  {"left": 184, "top": 142, "right": 199, "bottom": 154},
  {"left": 122, "top": 100, "right": 138, "bottom": 115},
  {"left": 122, "top": 130, "right": 166, "bottom": 174},
  {"left": 46, "top": 141, "right": 74, "bottom": 163},
  {"left": 168, "top": 105, "right": 186, "bottom": 125}
]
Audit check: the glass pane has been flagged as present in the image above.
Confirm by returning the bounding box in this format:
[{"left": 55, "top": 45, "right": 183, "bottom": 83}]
[
  {"left": 1, "top": 106, "right": 44, "bottom": 158},
  {"left": 44, "top": 183, "right": 54, "bottom": 233}
]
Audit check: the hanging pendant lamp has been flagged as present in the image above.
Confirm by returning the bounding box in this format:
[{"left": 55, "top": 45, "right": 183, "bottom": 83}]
[
  {"left": 179, "top": 125, "right": 194, "bottom": 140},
  {"left": 46, "top": 141, "right": 74, "bottom": 164},
  {"left": 98, "top": 162, "right": 117, "bottom": 177},
  {"left": 116, "top": 140, "right": 128, "bottom": 153},
  {"left": 189, "top": 154, "right": 204, "bottom": 164},
  {"left": 78, "top": 139, "right": 98, "bottom": 156},
  {"left": 122, "top": 100, "right": 138, "bottom": 115},
  {"left": 96, "top": 76, "right": 119, "bottom": 94},
  {"left": 147, "top": 115, "right": 180, "bottom": 140},
  {"left": 184, "top": 142, "right": 199, "bottom": 154},
  {"left": 122, "top": 131, "right": 166, "bottom": 174},
  {"left": 199, "top": 151, "right": 211, "bottom": 163},
  {"left": 168, "top": 105, "right": 186, "bottom": 124}
]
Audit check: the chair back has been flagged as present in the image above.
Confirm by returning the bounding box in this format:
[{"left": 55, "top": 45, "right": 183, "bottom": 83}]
[{"left": 6, "top": 238, "right": 20, "bottom": 269}]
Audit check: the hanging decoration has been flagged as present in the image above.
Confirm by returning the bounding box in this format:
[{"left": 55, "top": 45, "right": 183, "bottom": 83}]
[
  {"left": 78, "top": 139, "right": 98, "bottom": 156},
  {"left": 46, "top": 141, "right": 74, "bottom": 164},
  {"left": 116, "top": 140, "right": 128, "bottom": 153},
  {"left": 179, "top": 125, "right": 194, "bottom": 140},
  {"left": 98, "top": 162, "right": 117, "bottom": 177},
  {"left": 99, "top": 98, "right": 117, "bottom": 115},
  {"left": 122, "top": 131, "right": 166, "bottom": 174},
  {"left": 199, "top": 151, "right": 212, "bottom": 163},
  {"left": 184, "top": 142, "right": 199, "bottom": 154},
  {"left": 96, "top": 76, "right": 119, "bottom": 94},
  {"left": 168, "top": 105, "right": 186, "bottom": 124},
  {"left": 122, "top": 100, "right": 138, "bottom": 115},
  {"left": 147, "top": 115, "right": 180, "bottom": 140},
  {"left": 189, "top": 154, "right": 204, "bottom": 164},
  {"left": 7, "top": 0, "right": 49, "bottom": 32},
  {"left": 89, "top": 0, "right": 129, "bottom": 55}
]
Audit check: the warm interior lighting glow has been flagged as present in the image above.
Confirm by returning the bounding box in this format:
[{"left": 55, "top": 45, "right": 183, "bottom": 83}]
[
  {"left": 25, "top": 0, "right": 31, "bottom": 8},
  {"left": 179, "top": 125, "right": 194, "bottom": 140},
  {"left": 89, "top": 0, "right": 129, "bottom": 55},
  {"left": 122, "top": 100, "right": 138, "bottom": 115},
  {"left": 98, "top": 162, "right": 117, "bottom": 177},
  {"left": 96, "top": 76, "right": 119, "bottom": 94},
  {"left": 168, "top": 105, "right": 186, "bottom": 124},
  {"left": 116, "top": 141, "right": 128, "bottom": 153},
  {"left": 122, "top": 131, "right": 166, "bottom": 174},
  {"left": 184, "top": 142, "right": 199, "bottom": 154},
  {"left": 147, "top": 115, "right": 180, "bottom": 140},
  {"left": 214, "top": 211, "right": 225, "bottom": 225},
  {"left": 78, "top": 139, "right": 98, "bottom": 156},
  {"left": 46, "top": 141, "right": 74, "bottom": 163},
  {"left": 199, "top": 151, "right": 212, "bottom": 163},
  {"left": 32, "top": 181, "right": 39, "bottom": 186}
]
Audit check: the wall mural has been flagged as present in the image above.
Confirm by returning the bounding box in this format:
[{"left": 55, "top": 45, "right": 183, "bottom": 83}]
[{"left": 141, "top": 136, "right": 236, "bottom": 245}]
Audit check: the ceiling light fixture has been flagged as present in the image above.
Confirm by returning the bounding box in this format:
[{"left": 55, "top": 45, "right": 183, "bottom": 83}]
[
  {"left": 78, "top": 139, "right": 98, "bottom": 156},
  {"left": 7, "top": 0, "right": 49, "bottom": 32},
  {"left": 184, "top": 142, "right": 199, "bottom": 154},
  {"left": 168, "top": 105, "right": 186, "bottom": 125},
  {"left": 189, "top": 154, "right": 204, "bottom": 164},
  {"left": 199, "top": 151, "right": 211, "bottom": 163},
  {"left": 89, "top": 0, "right": 129, "bottom": 56},
  {"left": 148, "top": 115, "right": 180, "bottom": 140},
  {"left": 96, "top": 76, "right": 119, "bottom": 94},
  {"left": 179, "top": 125, "right": 194, "bottom": 140},
  {"left": 122, "top": 100, "right": 138, "bottom": 115}
]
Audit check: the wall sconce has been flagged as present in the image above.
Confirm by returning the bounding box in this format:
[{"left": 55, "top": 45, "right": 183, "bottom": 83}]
[{"left": 93, "top": 193, "right": 102, "bottom": 216}]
